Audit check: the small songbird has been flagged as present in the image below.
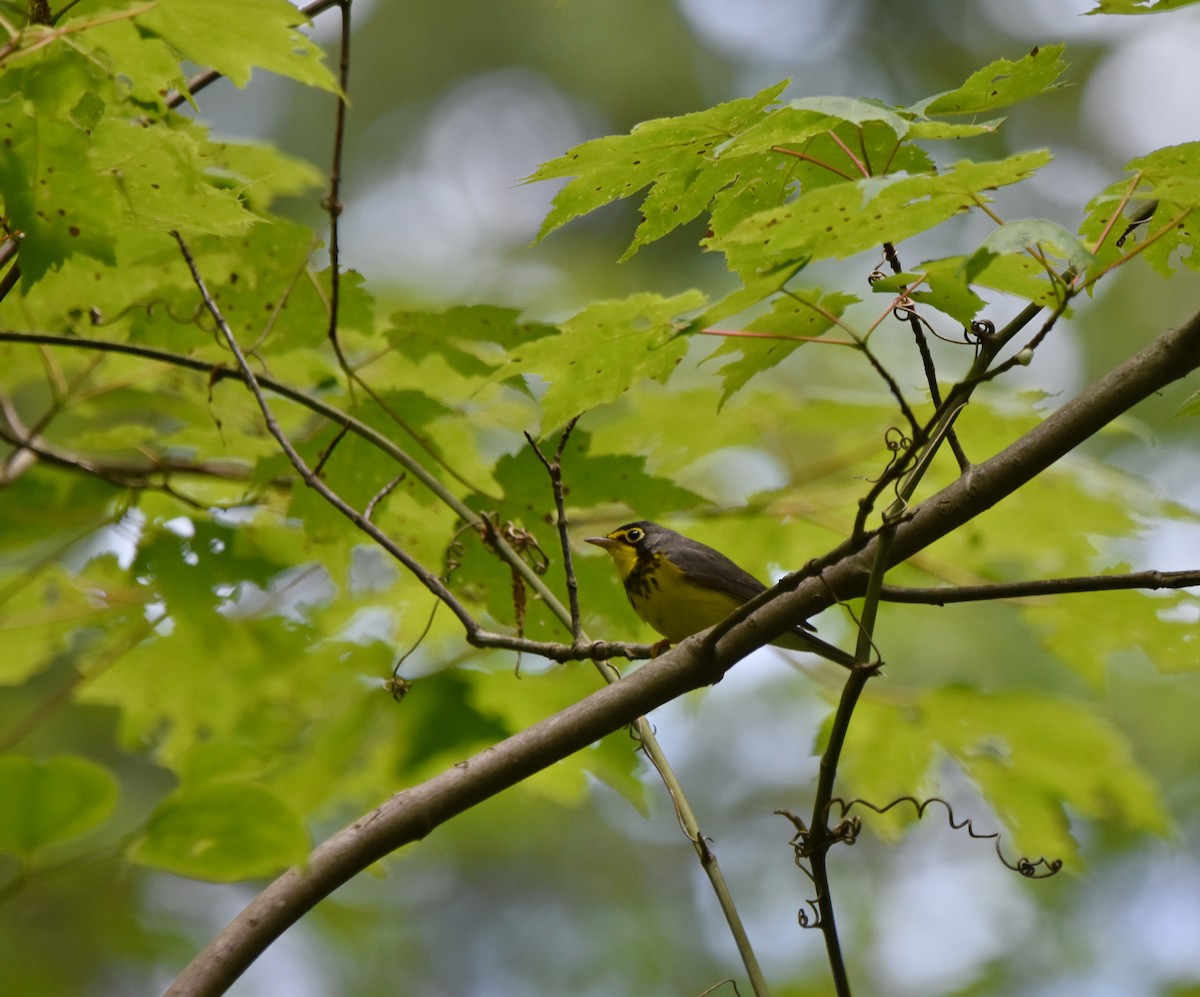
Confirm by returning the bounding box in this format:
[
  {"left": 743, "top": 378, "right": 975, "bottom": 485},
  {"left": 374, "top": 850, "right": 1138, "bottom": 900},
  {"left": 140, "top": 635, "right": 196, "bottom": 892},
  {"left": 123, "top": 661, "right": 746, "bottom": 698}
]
[{"left": 587, "top": 520, "right": 855, "bottom": 667}]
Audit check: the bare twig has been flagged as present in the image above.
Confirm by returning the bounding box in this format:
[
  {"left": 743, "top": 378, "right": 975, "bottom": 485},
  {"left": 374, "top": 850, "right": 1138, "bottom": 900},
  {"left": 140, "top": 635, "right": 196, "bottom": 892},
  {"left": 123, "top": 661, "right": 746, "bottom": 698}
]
[
  {"left": 364, "top": 473, "right": 405, "bottom": 521},
  {"left": 3, "top": 341, "right": 637, "bottom": 674},
  {"left": 851, "top": 299, "right": 1047, "bottom": 539},
  {"left": 802, "top": 529, "right": 890, "bottom": 996},
  {"left": 880, "top": 241, "right": 970, "bottom": 470},
  {"left": 310, "top": 2, "right": 498, "bottom": 502},
  {"left": 324, "top": 0, "right": 351, "bottom": 367},
  {"left": 881, "top": 569, "right": 1200, "bottom": 603},
  {"left": 0, "top": 424, "right": 242, "bottom": 507},
  {"left": 0, "top": 256, "right": 18, "bottom": 307},
  {"left": 523, "top": 416, "right": 584, "bottom": 640}
]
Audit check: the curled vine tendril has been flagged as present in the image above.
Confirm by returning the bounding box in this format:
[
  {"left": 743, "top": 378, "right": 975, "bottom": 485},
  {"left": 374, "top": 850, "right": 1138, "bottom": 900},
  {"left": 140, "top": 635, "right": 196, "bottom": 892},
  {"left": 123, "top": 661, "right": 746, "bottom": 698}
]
[
  {"left": 965, "top": 318, "right": 997, "bottom": 357},
  {"left": 387, "top": 522, "right": 470, "bottom": 700},
  {"left": 774, "top": 795, "right": 1061, "bottom": 930},
  {"left": 830, "top": 795, "right": 1064, "bottom": 879},
  {"left": 774, "top": 808, "right": 860, "bottom": 930},
  {"left": 868, "top": 268, "right": 984, "bottom": 349},
  {"left": 868, "top": 426, "right": 912, "bottom": 484},
  {"left": 77, "top": 296, "right": 207, "bottom": 332}
]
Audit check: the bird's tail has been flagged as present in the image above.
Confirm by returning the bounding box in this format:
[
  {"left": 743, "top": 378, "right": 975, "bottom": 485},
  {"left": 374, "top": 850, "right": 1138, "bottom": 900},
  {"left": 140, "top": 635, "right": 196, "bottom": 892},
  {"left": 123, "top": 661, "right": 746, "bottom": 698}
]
[{"left": 776, "top": 628, "right": 860, "bottom": 670}]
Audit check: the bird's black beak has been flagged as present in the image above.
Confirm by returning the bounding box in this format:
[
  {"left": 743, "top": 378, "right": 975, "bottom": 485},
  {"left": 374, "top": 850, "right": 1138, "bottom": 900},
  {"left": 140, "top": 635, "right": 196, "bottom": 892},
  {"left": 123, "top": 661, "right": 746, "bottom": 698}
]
[{"left": 585, "top": 536, "right": 616, "bottom": 549}]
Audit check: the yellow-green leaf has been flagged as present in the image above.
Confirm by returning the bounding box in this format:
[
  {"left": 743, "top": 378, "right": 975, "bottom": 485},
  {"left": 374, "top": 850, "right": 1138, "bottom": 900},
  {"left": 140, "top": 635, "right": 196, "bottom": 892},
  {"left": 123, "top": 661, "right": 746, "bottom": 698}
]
[
  {"left": 0, "top": 755, "right": 118, "bottom": 858},
  {"left": 130, "top": 782, "right": 309, "bottom": 882},
  {"left": 137, "top": 0, "right": 339, "bottom": 93}
]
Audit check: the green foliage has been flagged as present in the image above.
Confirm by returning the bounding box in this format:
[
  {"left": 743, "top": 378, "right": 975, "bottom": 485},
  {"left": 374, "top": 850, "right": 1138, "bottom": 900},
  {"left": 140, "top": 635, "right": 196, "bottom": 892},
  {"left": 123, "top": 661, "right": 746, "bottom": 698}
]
[
  {"left": 709, "top": 288, "right": 859, "bottom": 403},
  {"left": 916, "top": 44, "right": 1069, "bottom": 115},
  {"left": 713, "top": 151, "right": 1054, "bottom": 278},
  {"left": 923, "top": 688, "right": 1168, "bottom": 863},
  {"left": 496, "top": 290, "right": 706, "bottom": 430},
  {"left": 834, "top": 686, "right": 1169, "bottom": 863},
  {"left": 129, "top": 781, "right": 309, "bottom": 881},
  {"left": 136, "top": 0, "right": 339, "bottom": 93},
  {"left": 1087, "top": 0, "right": 1200, "bottom": 12},
  {"left": 1, "top": 4, "right": 1200, "bottom": 994},
  {"left": 0, "top": 754, "right": 117, "bottom": 857},
  {"left": 528, "top": 80, "right": 789, "bottom": 256}
]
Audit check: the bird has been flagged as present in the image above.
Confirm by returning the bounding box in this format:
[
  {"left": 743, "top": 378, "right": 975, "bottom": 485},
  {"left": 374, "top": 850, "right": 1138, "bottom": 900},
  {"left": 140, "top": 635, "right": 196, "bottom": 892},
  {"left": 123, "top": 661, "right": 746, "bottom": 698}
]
[{"left": 586, "top": 520, "right": 856, "bottom": 667}]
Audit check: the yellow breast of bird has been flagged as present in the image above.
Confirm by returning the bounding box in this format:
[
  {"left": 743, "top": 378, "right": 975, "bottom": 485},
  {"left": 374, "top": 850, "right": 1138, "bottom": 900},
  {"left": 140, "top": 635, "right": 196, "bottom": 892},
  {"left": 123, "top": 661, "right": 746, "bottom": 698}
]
[{"left": 625, "top": 553, "right": 745, "bottom": 644}]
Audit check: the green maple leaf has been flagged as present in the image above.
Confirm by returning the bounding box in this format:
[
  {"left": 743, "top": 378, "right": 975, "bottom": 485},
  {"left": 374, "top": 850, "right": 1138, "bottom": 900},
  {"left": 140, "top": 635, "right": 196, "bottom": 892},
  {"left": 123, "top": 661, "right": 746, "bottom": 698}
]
[
  {"left": 917, "top": 44, "right": 1069, "bottom": 116},
  {"left": 498, "top": 290, "right": 707, "bottom": 430},
  {"left": 528, "top": 81, "right": 789, "bottom": 257},
  {"left": 136, "top": 0, "right": 339, "bottom": 93},
  {"left": 713, "top": 151, "right": 1053, "bottom": 277}
]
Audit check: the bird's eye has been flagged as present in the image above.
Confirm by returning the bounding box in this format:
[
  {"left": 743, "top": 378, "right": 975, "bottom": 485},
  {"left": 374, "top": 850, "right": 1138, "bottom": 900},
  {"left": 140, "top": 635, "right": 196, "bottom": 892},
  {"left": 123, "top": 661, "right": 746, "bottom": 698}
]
[{"left": 624, "top": 527, "right": 644, "bottom": 543}]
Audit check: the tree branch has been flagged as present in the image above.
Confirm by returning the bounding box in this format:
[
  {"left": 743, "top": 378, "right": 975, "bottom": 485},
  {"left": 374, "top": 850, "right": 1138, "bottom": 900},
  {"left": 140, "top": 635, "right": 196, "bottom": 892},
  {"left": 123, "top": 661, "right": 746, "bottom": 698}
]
[
  {"left": 881, "top": 569, "right": 1200, "bottom": 604},
  {"left": 166, "top": 308, "right": 1200, "bottom": 996}
]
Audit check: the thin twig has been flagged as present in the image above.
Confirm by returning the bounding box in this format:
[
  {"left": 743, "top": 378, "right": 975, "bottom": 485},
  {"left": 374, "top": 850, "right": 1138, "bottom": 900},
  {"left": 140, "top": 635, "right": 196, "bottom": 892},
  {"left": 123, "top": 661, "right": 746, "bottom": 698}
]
[
  {"left": 0, "top": 424, "right": 233, "bottom": 508},
  {"left": 364, "top": 473, "right": 405, "bottom": 521},
  {"left": 324, "top": 0, "right": 351, "bottom": 366},
  {"left": 633, "top": 720, "right": 773, "bottom": 997},
  {"left": 797, "top": 275, "right": 1031, "bottom": 987},
  {"left": 0, "top": 257, "right": 19, "bottom": 307},
  {"left": 850, "top": 299, "right": 1048, "bottom": 539},
  {"left": 0, "top": 330, "right": 578, "bottom": 637},
  {"left": 803, "top": 528, "right": 891, "bottom": 996},
  {"left": 313, "top": 3, "right": 496, "bottom": 500},
  {"left": 523, "top": 416, "right": 584, "bottom": 640},
  {"left": 882, "top": 569, "right": 1200, "bottom": 604},
  {"left": 880, "top": 241, "right": 970, "bottom": 470}
]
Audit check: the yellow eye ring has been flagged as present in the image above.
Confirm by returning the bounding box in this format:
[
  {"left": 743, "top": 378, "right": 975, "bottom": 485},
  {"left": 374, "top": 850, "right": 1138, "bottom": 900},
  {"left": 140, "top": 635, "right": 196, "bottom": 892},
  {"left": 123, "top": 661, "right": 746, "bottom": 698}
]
[{"left": 625, "top": 527, "right": 644, "bottom": 543}]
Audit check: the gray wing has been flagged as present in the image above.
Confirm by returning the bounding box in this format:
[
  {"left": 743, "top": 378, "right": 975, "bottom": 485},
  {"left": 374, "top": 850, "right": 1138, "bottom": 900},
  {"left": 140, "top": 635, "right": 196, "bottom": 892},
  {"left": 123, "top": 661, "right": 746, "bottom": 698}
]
[
  {"left": 666, "top": 534, "right": 819, "bottom": 635},
  {"left": 665, "top": 536, "right": 769, "bottom": 603}
]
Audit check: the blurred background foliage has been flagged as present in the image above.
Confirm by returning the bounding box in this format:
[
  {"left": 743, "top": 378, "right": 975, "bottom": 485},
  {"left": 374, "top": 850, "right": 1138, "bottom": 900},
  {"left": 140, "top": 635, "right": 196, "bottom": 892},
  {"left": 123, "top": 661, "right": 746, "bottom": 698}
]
[{"left": 3, "top": 0, "right": 1200, "bottom": 995}]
